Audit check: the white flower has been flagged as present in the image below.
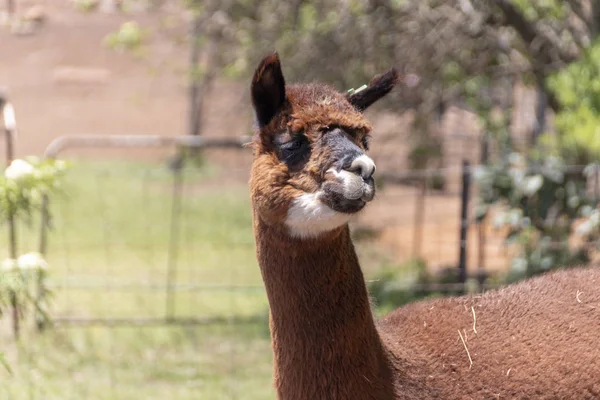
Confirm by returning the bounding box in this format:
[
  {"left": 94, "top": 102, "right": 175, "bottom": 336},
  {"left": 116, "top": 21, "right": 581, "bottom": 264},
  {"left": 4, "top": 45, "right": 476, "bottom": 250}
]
[
  {"left": 567, "top": 196, "right": 580, "bottom": 209},
  {"left": 1, "top": 258, "right": 17, "bottom": 272},
  {"left": 472, "top": 166, "right": 486, "bottom": 182},
  {"left": 17, "top": 252, "right": 47, "bottom": 270},
  {"left": 520, "top": 175, "right": 543, "bottom": 196},
  {"left": 508, "top": 209, "right": 523, "bottom": 227},
  {"left": 5, "top": 159, "right": 35, "bottom": 180},
  {"left": 492, "top": 211, "right": 507, "bottom": 229},
  {"left": 511, "top": 257, "right": 527, "bottom": 274},
  {"left": 590, "top": 210, "right": 600, "bottom": 226},
  {"left": 580, "top": 205, "right": 594, "bottom": 218},
  {"left": 509, "top": 169, "right": 525, "bottom": 186},
  {"left": 576, "top": 220, "right": 594, "bottom": 236},
  {"left": 540, "top": 256, "right": 553, "bottom": 270},
  {"left": 583, "top": 164, "right": 599, "bottom": 178},
  {"left": 577, "top": 209, "right": 600, "bottom": 236},
  {"left": 54, "top": 160, "right": 67, "bottom": 171},
  {"left": 507, "top": 152, "right": 524, "bottom": 167}
]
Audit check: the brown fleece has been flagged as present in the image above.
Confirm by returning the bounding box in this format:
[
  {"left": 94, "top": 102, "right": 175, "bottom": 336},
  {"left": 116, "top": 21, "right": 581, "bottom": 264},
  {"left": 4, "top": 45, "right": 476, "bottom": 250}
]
[
  {"left": 380, "top": 267, "right": 600, "bottom": 399},
  {"left": 249, "top": 53, "right": 600, "bottom": 400}
]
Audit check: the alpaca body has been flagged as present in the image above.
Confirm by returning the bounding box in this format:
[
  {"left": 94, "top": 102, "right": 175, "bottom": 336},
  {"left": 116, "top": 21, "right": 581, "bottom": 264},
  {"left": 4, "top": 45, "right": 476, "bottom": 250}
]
[
  {"left": 248, "top": 53, "right": 600, "bottom": 399},
  {"left": 381, "top": 266, "right": 600, "bottom": 399}
]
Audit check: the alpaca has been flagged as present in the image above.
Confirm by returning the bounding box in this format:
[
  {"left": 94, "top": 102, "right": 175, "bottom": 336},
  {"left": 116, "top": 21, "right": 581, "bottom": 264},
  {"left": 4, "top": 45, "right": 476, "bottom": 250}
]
[{"left": 249, "top": 53, "right": 600, "bottom": 400}]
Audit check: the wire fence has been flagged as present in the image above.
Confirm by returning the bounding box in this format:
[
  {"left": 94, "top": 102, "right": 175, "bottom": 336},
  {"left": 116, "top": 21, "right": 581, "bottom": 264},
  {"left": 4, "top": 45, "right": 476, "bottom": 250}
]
[
  {"left": 38, "top": 135, "right": 260, "bottom": 327},
  {"left": 1, "top": 132, "right": 599, "bottom": 399},
  {"left": 31, "top": 136, "right": 495, "bottom": 328},
  {"left": 372, "top": 161, "right": 600, "bottom": 277}
]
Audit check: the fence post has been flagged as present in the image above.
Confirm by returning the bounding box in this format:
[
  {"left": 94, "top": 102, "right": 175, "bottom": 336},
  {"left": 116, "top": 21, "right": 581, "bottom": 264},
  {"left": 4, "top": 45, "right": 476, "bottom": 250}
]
[
  {"left": 37, "top": 176, "right": 53, "bottom": 332},
  {"left": 188, "top": 13, "right": 202, "bottom": 137},
  {"left": 6, "top": 128, "right": 19, "bottom": 340},
  {"left": 188, "top": 6, "right": 221, "bottom": 139},
  {"left": 412, "top": 177, "right": 426, "bottom": 259},
  {"left": 165, "top": 154, "right": 184, "bottom": 322},
  {"left": 458, "top": 160, "right": 470, "bottom": 292},
  {"left": 477, "top": 133, "right": 489, "bottom": 289},
  {"left": 1, "top": 95, "right": 19, "bottom": 339}
]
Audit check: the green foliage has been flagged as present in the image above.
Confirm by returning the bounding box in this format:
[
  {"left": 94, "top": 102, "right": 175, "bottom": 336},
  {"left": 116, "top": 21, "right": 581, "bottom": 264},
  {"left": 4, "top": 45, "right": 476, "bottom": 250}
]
[
  {"left": 73, "top": 0, "right": 99, "bottom": 13},
  {"left": 103, "top": 21, "right": 146, "bottom": 54},
  {"left": 368, "top": 259, "right": 473, "bottom": 314},
  {"left": 470, "top": 9, "right": 600, "bottom": 284},
  {"left": 538, "top": 107, "right": 600, "bottom": 165},
  {"left": 544, "top": 41, "right": 600, "bottom": 165},
  {"left": 407, "top": 110, "right": 445, "bottom": 173},
  {"left": 0, "top": 254, "right": 52, "bottom": 327},
  {"left": 368, "top": 259, "right": 427, "bottom": 313},
  {"left": 0, "top": 157, "right": 68, "bottom": 369},
  {"left": 476, "top": 153, "right": 594, "bottom": 280},
  {"left": 0, "top": 351, "right": 10, "bottom": 374},
  {"left": 221, "top": 58, "right": 247, "bottom": 79},
  {"left": 512, "top": 0, "right": 568, "bottom": 21},
  {"left": 0, "top": 158, "right": 69, "bottom": 225},
  {"left": 183, "top": 0, "right": 204, "bottom": 13},
  {"left": 548, "top": 43, "right": 600, "bottom": 111}
]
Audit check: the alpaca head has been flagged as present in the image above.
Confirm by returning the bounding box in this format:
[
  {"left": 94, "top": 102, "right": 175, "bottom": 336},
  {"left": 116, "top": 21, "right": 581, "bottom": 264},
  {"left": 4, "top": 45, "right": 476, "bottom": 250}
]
[{"left": 250, "top": 53, "right": 398, "bottom": 239}]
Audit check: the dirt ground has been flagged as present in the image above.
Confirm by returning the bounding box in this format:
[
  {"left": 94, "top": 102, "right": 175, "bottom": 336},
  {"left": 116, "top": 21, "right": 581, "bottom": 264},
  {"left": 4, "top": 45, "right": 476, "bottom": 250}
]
[{"left": 0, "top": 0, "right": 510, "bottom": 274}]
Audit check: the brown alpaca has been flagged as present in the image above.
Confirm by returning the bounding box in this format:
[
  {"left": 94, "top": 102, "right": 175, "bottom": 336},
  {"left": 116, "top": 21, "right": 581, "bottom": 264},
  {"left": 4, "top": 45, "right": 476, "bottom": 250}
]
[{"left": 249, "top": 53, "right": 600, "bottom": 400}]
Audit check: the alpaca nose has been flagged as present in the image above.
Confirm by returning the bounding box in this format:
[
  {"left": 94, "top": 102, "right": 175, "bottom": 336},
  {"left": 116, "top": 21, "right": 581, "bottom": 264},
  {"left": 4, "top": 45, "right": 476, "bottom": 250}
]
[{"left": 345, "top": 155, "right": 376, "bottom": 180}]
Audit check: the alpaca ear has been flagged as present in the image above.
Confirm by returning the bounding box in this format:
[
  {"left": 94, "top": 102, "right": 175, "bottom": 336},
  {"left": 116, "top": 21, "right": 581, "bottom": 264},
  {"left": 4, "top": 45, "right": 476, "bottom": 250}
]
[
  {"left": 251, "top": 52, "right": 286, "bottom": 127},
  {"left": 346, "top": 68, "right": 399, "bottom": 112}
]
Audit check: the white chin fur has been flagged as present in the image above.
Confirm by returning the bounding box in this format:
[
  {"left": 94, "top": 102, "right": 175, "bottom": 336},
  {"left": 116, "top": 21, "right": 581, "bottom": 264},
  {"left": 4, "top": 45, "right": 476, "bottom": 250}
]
[{"left": 285, "top": 192, "right": 352, "bottom": 239}]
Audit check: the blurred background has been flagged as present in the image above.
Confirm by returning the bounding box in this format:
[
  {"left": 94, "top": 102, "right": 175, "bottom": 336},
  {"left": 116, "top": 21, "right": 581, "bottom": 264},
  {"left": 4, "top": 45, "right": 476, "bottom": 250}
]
[{"left": 1, "top": 0, "right": 600, "bottom": 398}]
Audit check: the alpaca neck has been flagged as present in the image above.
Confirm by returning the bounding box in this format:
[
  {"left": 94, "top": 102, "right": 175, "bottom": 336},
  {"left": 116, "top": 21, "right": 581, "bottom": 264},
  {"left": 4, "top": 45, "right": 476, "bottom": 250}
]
[{"left": 254, "top": 217, "right": 395, "bottom": 399}]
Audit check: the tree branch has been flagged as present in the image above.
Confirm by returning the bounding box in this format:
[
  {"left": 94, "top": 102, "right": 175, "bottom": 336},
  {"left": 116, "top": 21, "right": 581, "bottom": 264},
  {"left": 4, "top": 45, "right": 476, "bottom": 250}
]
[
  {"left": 491, "top": 0, "right": 580, "bottom": 112},
  {"left": 566, "top": 0, "right": 592, "bottom": 32},
  {"left": 592, "top": 0, "right": 600, "bottom": 36},
  {"left": 492, "top": 0, "right": 577, "bottom": 65}
]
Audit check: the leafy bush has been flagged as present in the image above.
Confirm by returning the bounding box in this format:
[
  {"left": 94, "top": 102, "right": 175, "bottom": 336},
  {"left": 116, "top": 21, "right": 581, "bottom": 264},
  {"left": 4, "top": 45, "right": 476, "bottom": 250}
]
[
  {"left": 0, "top": 157, "right": 69, "bottom": 333},
  {"left": 475, "top": 153, "right": 594, "bottom": 281},
  {"left": 103, "top": 21, "right": 145, "bottom": 53},
  {"left": 0, "top": 158, "right": 68, "bottom": 223},
  {"left": 368, "top": 259, "right": 475, "bottom": 314},
  {"left": 543, "top": 41, "right": 600, "bottom": 165},
  {"left": 73, "top": 0, "right": 99, "bottom": 13},
  {"left": 368, "top": 259, "right": 428, "bottom": 313},
  {"left": 0, "top": 253, "right": 51, "bottom": 326}
]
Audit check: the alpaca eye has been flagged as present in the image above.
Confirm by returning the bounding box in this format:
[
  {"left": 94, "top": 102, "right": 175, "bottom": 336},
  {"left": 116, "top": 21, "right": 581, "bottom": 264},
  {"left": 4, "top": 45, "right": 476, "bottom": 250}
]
[
  {"left": 282, "top": 139, "right": 303, "bottom": 151},
  {"left": 279, "top": 135, "right": 310, "bottom": 166}
]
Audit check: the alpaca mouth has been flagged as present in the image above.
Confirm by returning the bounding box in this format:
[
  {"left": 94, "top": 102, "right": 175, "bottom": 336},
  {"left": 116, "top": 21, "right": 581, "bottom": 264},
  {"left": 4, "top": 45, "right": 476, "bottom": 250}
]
[
  {"left": 320, "top": 173, "right": 376, "bottom": 214},
  {"left": 322, "top": 192, "right": 368, "bottom": 214}
]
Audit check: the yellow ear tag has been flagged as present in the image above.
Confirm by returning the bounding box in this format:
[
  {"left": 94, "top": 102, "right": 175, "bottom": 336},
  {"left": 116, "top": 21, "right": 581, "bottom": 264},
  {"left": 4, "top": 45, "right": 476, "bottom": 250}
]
[
  {"left": 348, "top": 84, "right": 368, "bottom": 96},
  {"left": 354, "top": 84, "right": 367, "bottom": 94}
]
